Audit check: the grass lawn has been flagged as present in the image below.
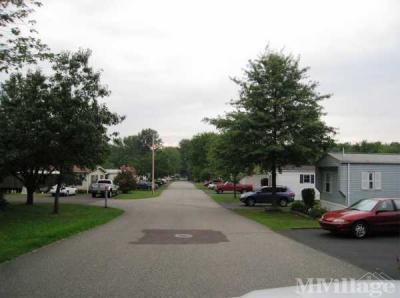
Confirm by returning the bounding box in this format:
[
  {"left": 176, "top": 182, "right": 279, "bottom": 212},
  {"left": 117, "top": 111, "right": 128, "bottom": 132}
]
[
  {"left": 5, "top": 192, "right": 51, "bottom": 198},
  {"left": 194, "top": 183, "right": 241, "bottom": 204},
  {"left": 234, "top": 209, "right": 320, "bottom": 230},
  {"left": 195, "top": 182, "right": 319, "bottom": 230},
  {"left": 116, "top": 182, "right": 170, "bottom": 200},
  {"left": 0, "top": 203, "right": 123, "bottom": 263}
]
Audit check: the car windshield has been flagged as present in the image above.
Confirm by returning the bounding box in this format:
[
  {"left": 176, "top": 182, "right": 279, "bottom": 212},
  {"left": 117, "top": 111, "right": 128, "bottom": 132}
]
[{"left": 349, "top": 199, "right": 378, "bottom": 211}]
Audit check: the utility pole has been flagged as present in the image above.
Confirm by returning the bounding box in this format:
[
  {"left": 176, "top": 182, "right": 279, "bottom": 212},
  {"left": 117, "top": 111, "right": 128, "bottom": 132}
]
[{"left": 152, "top": 134, "right": 155, "bottom": 194}]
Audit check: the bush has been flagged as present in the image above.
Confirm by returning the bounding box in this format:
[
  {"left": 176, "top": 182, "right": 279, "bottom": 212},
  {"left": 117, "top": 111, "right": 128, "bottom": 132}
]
[
  {"left": 114, "top": 171, "right": 137, "bottom": 194},
  {"left": 302, "top": 188, "right": 315, "bottom": 208},
  {"left": 290, "top": 200, "right": 308, "bottom": 214},
  {"left": 308, "top": 206, "right": 327, "bottom": 219}
]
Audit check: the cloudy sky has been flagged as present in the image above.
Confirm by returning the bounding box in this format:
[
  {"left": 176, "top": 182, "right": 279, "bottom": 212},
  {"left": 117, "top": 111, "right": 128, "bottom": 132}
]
[{"left": 34, "top": 0, "right": 400, "bottom": 146}]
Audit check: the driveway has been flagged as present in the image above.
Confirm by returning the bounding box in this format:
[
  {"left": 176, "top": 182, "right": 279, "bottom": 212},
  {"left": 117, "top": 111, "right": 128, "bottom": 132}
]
[
  {"left": 0, "top": 182, "right": 365, "bottom": 298},
  {"left": 278, "top": 228, "right": 400, "bottom": 279}
]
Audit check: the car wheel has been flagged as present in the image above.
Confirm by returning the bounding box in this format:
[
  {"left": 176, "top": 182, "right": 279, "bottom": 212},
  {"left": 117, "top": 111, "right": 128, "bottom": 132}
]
[
  {"left": 247, "top": 198, "right": 256, "bottom": 207},
  {"left": 279, "top": 198, "right": 288, "bottom": 207},
  {"left": 352, "top": 221, "right": 368, "bottom": 239},
  {"left": 91, "top": 193, "right": 96, "bottom": 198}
]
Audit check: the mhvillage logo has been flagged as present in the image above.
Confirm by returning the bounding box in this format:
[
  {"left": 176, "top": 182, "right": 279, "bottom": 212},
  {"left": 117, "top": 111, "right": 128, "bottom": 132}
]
[{"left": 296, "top": 271, "right": 396, "bottom": 297}]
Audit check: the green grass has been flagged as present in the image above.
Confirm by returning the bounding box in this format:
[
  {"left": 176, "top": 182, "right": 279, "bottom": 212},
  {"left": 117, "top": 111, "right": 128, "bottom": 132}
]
[
  {"left": 234, "top": 209, "right": 320, "bottom": 230},
  {"left": 194, "top": 183, "right": 241, "bottom": 204},
  {"left": 116, "top": 182, "right": 170, "bottom": 200},
  {"left": 195, "top": 182, "right": 319, "bottom": 230},
  {"left": 0, "top": 203, "right": 123, "bottom": 263},
  {"left": 5, "top": 192, "right": 51, "bottom": 198}
]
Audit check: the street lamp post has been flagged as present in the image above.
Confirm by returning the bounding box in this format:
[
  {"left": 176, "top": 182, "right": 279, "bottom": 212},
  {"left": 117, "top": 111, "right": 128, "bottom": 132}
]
[{"left": 151, "top": 134, "right": 155, "bottom": 194}]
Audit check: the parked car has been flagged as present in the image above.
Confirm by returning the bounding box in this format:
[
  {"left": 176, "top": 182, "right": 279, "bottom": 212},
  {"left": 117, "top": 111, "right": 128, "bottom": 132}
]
[
  {"left": 50, "top": 185, "right": 77, "bottom": 197},
  {"left": 90, "top": 179, "right": 119, "bottom": 198},
  {"left": 215, "top": 182, "right": 253, "bottom": 194},
  {"left": 240, "top": 186, "right": 295, "bottom": 207},
  {"left": 205, "top": 179, "right": 222, "bottom": 189},
  {"left": 136, "top": 181, "right": 159, "bottom": 191},
  {"left": 319, "top": 198, "right": 400, "bottom": 238}
]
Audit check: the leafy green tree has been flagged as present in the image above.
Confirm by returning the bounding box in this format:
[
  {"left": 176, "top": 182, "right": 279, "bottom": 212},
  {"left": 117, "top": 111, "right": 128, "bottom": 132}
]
[
  {"left": 137, "top": 128, "right": 162, "bottom": 153},
  {"left": 48, "top": 49, "right": 123, "bottom": 213},
  {"left": 102, "top": 129, "right": 164, "bottom": 176},
  {"left": 179, "top": 139, "right": 192, "bottom": 178},
  {"left": 0, "top": 50, "right": 122, "bottom": 211},
  {"left": 0, "top": 0, "right": 50, "bottom": 73},
  {"left": 0, "top": 70, "right": 55, "bottom": 205},
  {"left": 332, "top": 141, "right": 400, "bottom": 154},
  {"left": 208, "top": 132, "right": 251, "bottom": 197},
  {"left": 156, "top": 147, "right": 181, "bottom": 177},
  {"left": 209, "top": 48, "right": 335, "bottom": 206}
]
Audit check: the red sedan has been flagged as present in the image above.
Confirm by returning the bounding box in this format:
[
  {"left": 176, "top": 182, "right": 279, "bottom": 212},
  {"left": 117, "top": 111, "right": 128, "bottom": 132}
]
[{"left": 319, "top": 198, "right": 400, "bottom": 238}]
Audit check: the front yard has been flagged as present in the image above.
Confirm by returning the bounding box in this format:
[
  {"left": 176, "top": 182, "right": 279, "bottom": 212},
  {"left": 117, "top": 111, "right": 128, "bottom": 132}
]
[
  {"left": 0, "top": 203, "right": 123, "bottom": 263},
  {"left": 195, "top": 182, "right": 320, "bottom": 230},
  {"left": 235, "top": 209, "right": 320, "bottom": 230},
  {"left": 116, "top": 182, "right": 170, "bottom": 199}
]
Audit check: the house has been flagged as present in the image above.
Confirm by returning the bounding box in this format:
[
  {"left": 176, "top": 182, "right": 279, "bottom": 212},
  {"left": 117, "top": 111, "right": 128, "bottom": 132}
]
[
  {"left": 316, "top": 153, "right": 400, "bottom": 211},
  {"left": 240, "top": 165, "right": 320, "bottom": 200},
  {"left": 105, "top": 169, "right": 121, "bottom": 181},
  {"left": 73, "top": 166, "right": 107, "bottom": 192}
]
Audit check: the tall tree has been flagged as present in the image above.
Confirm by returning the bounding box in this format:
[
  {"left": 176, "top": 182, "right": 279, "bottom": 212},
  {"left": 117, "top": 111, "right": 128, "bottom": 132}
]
[
  {"left": 209, "top": 48, "right": 335, "bottom": 206},
  {"left": 186, "top": 132, "right": 218, "bottom": 181},
  {"left": 0, "top": 70, "right": 54, "bottom": 204},
  {"left": 0, "top": 0, "right": 50, "bottom": 72},
  {"left": 179, "top": 139, "right": 192, "bottom": 179},
  {"left": 48, "top": 49, "right": 123, "bottom": 213}
]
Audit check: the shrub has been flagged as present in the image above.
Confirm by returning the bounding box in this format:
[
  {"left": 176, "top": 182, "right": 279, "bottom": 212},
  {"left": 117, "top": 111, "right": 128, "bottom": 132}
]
[
  {"left": 290, "top": 200, "right": 308, "bottom": 214},
  {"left": 308, "top": 206, "right": 327, "bottom": 219},
  {"left": 114, "top": 171, "right": 137, "bottom": 194},
  {"left": 302, "top": 188, "right": 315, "bottom": 208}
]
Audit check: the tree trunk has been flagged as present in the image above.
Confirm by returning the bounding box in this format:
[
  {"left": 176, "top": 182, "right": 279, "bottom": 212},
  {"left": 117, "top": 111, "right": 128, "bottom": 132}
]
[
  {"left": 233, "top": 178, "right": 237, "bottom": 199},
  {"left": 53, "top": 172, "right": 63, "bottom": 214},
  {"left": 26, "top": 186, "right": 34, "bottom": 205},
  {"left": 271, "top": 163, "right": 277, "bottom": 207}
]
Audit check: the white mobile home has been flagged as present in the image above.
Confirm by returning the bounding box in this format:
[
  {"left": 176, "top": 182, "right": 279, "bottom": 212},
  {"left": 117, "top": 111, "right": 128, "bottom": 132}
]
[
  {"left": 240, "top": 166, "right": 319, "bottom": 200},
  {"left": 316, "top": 153, "right": 400, "bottom": 211}
]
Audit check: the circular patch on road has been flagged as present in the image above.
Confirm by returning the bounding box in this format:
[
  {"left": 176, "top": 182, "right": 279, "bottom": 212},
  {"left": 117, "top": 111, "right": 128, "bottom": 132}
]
[{"left": 174, "top": 233, "right": 193, "bottom": 239}]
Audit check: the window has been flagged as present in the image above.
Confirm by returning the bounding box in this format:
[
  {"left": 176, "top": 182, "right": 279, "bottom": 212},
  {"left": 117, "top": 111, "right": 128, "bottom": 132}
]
[
  {"left": 300, "top": 174, "right": 315, "bottom": 184},
  {"left": 376, "top": 200, "right": 395, "bottom": 212},
  {"left": 361, "top": 172, "right": 382, "bottom": 190},
  {"left": 393, "top": 199, "right": 400, "bottom": 210},
  {"left": 324, "top": 172, "right": 331, "bottom": 193}
]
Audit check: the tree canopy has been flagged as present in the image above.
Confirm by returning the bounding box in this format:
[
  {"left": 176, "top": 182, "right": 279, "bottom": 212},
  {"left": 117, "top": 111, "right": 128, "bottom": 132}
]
[
  {"left": 208, "top": 48, "right": 335, "bottom": 202},
  {"left": 0, "top": 0, "right": 50, "bottom": 73},
  {"left": 0, "top": 50, "right": 123, "bottom": 208}
]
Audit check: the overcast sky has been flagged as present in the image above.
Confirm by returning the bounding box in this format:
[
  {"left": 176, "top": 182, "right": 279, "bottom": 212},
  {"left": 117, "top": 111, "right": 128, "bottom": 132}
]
[{"left": 33, "top": 0, "right": 400, "bottom": 146}]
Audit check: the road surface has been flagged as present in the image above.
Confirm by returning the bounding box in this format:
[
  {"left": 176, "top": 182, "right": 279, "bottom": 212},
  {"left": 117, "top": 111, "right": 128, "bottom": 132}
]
[{"left": 0, "top": 181, "right": 365, "bottom": 297}]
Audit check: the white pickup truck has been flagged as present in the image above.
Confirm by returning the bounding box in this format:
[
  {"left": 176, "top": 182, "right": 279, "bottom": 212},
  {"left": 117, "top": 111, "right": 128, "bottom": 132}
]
[{"left": 90, "top": 179, "right": 119, "bottom": 198}]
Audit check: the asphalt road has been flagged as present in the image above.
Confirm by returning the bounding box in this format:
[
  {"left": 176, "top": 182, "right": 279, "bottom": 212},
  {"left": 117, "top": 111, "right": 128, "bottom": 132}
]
[
  {"left": 279, "top": 228, "right": 400, "bottom": 279},
  {"left": 0, "top": 182, "right": 365, "bottom": 298}
]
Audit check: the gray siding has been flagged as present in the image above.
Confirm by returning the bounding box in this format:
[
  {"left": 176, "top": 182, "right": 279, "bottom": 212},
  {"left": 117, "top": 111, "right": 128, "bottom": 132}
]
[
  {"left": 318, "top": 167, "right": 346, "bottom": 205},
  {"left": 347, "top": 164, "right": 400, "bottom": 205}
]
